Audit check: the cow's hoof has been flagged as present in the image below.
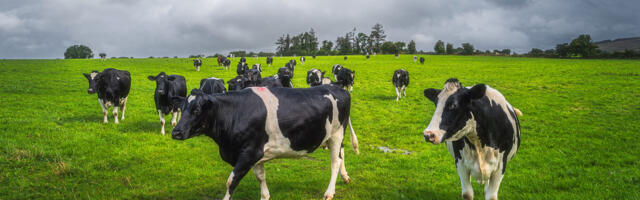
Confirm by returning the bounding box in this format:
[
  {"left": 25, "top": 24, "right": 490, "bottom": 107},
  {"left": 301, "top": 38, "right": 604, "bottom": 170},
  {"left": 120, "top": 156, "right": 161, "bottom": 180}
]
[
  {"left": 324, "top": 194, "right": 334, "bottom": 200},
  {"left": 114, "top": 121, "right": 119, "bottom": 124},
  {"left": 342, "top": 176, "right": 351, "bottom": 184},
  {"left": 172, "top": 122, "right": 177, "bottom": 127}
]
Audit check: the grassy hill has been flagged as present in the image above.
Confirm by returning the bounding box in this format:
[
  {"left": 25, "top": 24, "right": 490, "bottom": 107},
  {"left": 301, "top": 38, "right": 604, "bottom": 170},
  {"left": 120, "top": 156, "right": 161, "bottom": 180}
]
[
  {"left": 1, "top": 55, "right": 639, "bottom": 199},
  {"left": 596, "top": 37, "right": 640, "bottom": 52}
]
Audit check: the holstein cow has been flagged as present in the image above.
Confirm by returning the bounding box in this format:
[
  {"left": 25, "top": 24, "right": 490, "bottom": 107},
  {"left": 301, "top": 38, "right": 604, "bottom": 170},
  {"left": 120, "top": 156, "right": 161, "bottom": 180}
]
[
  {"left": 237, "top": 62, "right": 249, "bottom": 76},
  {"left": 245, "top": 69, "right": 262, "bottom": 87},
  {"left": 275, "top": 67, "right": 293, "bottom": 88},
  {"left": 307, "top": 69, "right": 330, "bottom": 87},
  {"left": 392, "top": 69, "right": 409, "bottom": 101},
  {"left": 336, "top": 67, "right": 355, "bottom": 92},
  {"left": 223, "top": 59, "right": 231, "bottom": 70},
  {"left": 200, "top": 77, "right": 226, "bottom": 94},
  {"left": 266, "top": 56, "right": 273, "bottom": 67},
  {"left": 148, "top": 72, "right": 187, "bottom": 135},
  {"left": 217, "top": 56, "right": 225, "bottom": 67},
  {"left": 300, "top": 56, "right": 306, "bottom": 64},
  {"left": 83, "top": 68, "right": 131, "bottom": 124},
  {"left": 171, "top": 85, "right": 359, "bottom": 200},
  {"left": 252, "top": 64, "right": 262, "bottom": 72},
  {"left": 413, "top": 56, "right": 417, "bottom": 63},
  {"left": 332, "top": 64, "right": 343, "bottom": 81},
  {"left": 395, "top": 53, "right": 399, "bottom": 59},
  {"left": 285, "top": 59, "right": 296, "bottom": 74},
  {"left": 227, "top": 75, "right": 249, "bottom": 91},
  {"left": 240, "top": 57, "right": 247, "bottom": 65},
  {"left": 194, "top": 58, "right": 202, "bottom": 71},
  {"left": 422, "top": 78, "right": 522, "bottom": 200},
  {"left": 420, "top": 57, "right": 425, "bottom": 64},
  {"left": 344, "top": 56, "right": 347, "bottom": 61}
]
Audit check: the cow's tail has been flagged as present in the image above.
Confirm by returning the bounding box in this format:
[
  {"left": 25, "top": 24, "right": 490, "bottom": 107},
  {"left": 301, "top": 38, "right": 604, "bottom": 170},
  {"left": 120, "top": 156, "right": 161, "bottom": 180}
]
[
  {"left": 348, "top": 117, "right": 360, "bottom": 155},
  {"left": 513, "top": 108, "right": 523, "bottom": 117}
]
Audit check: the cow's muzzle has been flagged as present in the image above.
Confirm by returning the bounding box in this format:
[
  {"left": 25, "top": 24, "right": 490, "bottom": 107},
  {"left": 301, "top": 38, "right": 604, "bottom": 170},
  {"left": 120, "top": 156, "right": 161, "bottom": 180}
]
[
  {"left": 171, "top": 130, "right": 186, "bottom": 140},
  {"left": 424, "top": 130, "right": 441, "bottom": 144},
  {"left": 87, "top": 89, "right": 96, "bottom": 94}
]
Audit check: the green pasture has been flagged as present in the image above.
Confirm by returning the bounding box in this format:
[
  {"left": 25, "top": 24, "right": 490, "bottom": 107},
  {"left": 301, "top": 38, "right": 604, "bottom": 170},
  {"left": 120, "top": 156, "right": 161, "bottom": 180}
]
[{"left": 1, "top": 55, "right": 639, "bottom": 199}]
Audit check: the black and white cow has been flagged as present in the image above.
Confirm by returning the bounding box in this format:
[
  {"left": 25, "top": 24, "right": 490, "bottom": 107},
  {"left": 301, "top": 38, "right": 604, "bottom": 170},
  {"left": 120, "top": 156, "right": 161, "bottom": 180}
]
[
  {"left": 420, "top": 57, "right": 425, "bottom": 64},
  {"left": 148, "top": 72, "right": 187, "bottom": 135},
  {"left": 413, "top": 56, "right": 417, "bottom": 63},
  {"left": 335, "top": 67, "right": 355, "bottom": 92},
  {"left": 422, "top": 78, "right": 522, "bottom": 200},
  {"left": 245, "top": 68, "right": 262, "bottom": 86},
  {"left": 285, "top": 59, "right": 296, "bottom": 77},
  {"left": 392, "top": 69, "right": 409, "bottom": 101},
  {"left": 366, "top": 55, "right": 370, "bottom": 60},
  {"left": 83, "top": 68, "right": 131, "bottom": 124},
  {"left": 237, "top": 62, "right": 249, "bottom": 76},
  {"left": 217, "top": 56, "right": 225, "bottom": 67},
  {"left": 194, "top": 58, "right": 202, "bottom": 71},
  {"left": 240, "top": 57, "right": 247, "bottom": 65},
  {"left": 266, "top": 56, "right": 273, "bottom": 67},
  {"left": 332, "top": 64, "right": 343, "bottom": 81},
  {"left": 200, "top": 77, "right": 226, "bottom": 94},
  {"left": 395, "top": 53, "right": 399, "bottom": 59},
  {"left": 300, "top": 56, "right": 305, "bottom": 64},
  {"left": 252, "top": 64, "right": 262, "bottom": 72},
  {"left": 227, "top": 75, "right": 249, "bottom": 91},
  {"left": 307, "top": 69, "right": 330, "bottom": 87},
  {"left": 276, "top": 67, "right": 293, "bottom": 88},
  {"left": 171, "top": 85, "right": 359, "bottom": 200},
  {"left": 344, "top": 56, "right": 347, "bottom": 61},
  {"left": 223, "top": 59, "right": 231, "bottom": 70}
]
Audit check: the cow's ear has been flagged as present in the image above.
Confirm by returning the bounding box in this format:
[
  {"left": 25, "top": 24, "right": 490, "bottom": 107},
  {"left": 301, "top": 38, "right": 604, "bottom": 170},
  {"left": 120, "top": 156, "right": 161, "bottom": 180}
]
[
  {"left": 83, "top": 73, "right": 90, "bottom": 79},
  {"left": 424, "top": 88, "right": 441, "bottom": 103},
  {"left": 148, "top": 76, "right": 156, "bottom": 81},
  {"left": 467, "top": 84, "right": 487, "bottom": 100}
]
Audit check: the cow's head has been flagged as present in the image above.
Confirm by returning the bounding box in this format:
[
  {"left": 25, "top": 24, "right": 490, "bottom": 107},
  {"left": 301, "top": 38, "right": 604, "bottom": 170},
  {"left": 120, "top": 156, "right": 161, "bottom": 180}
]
[
  {"left": 82, "top": 70, "right": 100, "bottom": 94},
  {"left": 245, "top": 69, "right": 262, "bottom": 85},
  {"left": 422, "top": 78, "right": 486, "bottom": 144},
  {"left": 172, "top": 89, "right": 213, "bottom": 140},
  {"left": 148, "top": 72, "right": 175, "bottom": 95},
  {"left": 339, "top": 68, "right": 355, "bottom": 87},
  {"left": 278, "top": 67, "right": 292, "bottom": 80},
  {"left": 307, "top": 69, "right": 324, "bottom": 87},
  {"left": 227, "top": 75, "right": 248, "bottom": 91}
]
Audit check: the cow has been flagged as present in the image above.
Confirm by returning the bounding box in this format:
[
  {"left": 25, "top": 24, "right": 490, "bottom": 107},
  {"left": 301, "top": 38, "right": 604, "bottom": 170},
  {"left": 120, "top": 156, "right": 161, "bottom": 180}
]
[
  {"left": 223, "top": 59, "right": 231, "bottom": 70},
  {"left": 300, "top": 56, "right": 306, "bottom": 64},
  {"left": 312, "top": 55, "right": 316, "bottom": 59},
  {"left": 171, "top": 85, "right": 360, "bottom": 200},
  {"left": 413, "top": 56, "right": 417, "bottom": 63},
  {"left": 200, "top": 77, "right": 226, "bottom": 94},
  {"left": 332, "top": 64, "right": 343, "bottom": 81},
  {"left": 245, "top": 68, "right": 262, "bottom": 86},
  {"left": 284, "top": 60, "right": 296, "bottom": 78},
  {"left": 422, "top": 78, "right": 522, "bottom": 200},
  {"left": 252, "top": 64, "right": 262, "bottom": 72},
  {"left": 392, "top": 69, "right": 409, "bottom": 101},
  {"left": 83, "top": 68, "right": 131, "bottom": 124},
  {"left": 237, "top": 62, "right": 249, "bottom": 76},
  {"left": 266, "top": 56, "right": 273, "bottom": 67},
  {"left": 227, "top": 75, "right": 249, "bottom": 91},
  {"left": 240, "top": 57, "right": 247, "bottom": 65},
  {"left": 217, "top": 56, "right": 225, "bottom": 66},
  {"left": 194, "top": 58, "right": 202, "bottom": 71},
  {"left": 148, "top": 72, "right": 187, "bottom": 135},
  {"left": 276, "top": 67, "right": 293, "bottom": 88},
  {"left": 395, "top": 53, "right": 399, "bottom": 59},
  {"left": 335, "top": 67, "right": 355, "bottom": 92},
  {"left": 344, "top": 56, "right": 347, "bottom": 61},
  {"left": 420, "top": 57, "right": 425, "bottom": 64},
  {"left": 307, "top": 68, "right": 329, "bottom": 87},
  {"left": 366, "top": 55, "right": 370, "bottom": 60}
]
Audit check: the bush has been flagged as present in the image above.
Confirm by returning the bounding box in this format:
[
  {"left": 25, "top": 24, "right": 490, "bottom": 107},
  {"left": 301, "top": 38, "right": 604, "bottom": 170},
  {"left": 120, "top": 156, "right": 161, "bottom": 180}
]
[{"left": 64, "top": 45, "right": 94, "bottom": 59}]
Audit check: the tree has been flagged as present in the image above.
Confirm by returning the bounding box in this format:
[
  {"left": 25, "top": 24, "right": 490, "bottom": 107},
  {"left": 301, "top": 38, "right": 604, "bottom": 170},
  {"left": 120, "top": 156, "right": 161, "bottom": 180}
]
[
  {"left": 461, "top": 43, "right": 474, "bottom": 55},
  {"left": 434, "top": 40, "right": 445, "bottom": 54},
  {"left": 380, "top": 41, "right": 397, "bottom": 54},
  {"left": 406, "top": 40, "right": 417, "bottom": 54},
  {"left": 555, "top": 43, "right": 570, "bottom": 58},
  {"left": 501, "top": 49, "right": 511, "bottom": 55},
  {"left": 320, "top": 40, "right": 334, "bottom": 55},
  {"left": 64, "top": 45, "right": 93, "bottom": 59},
  {"left": 357, "top": 33, "right": 370, "bottom": 54},
  {"left": 528, "top": 48, "right": 544, "bottom": 57},
  {"left": 99, "top": 53, "right": 106, "bottom": 59},
  {"left": 569, "top": 34, "right": 598, "bottom": 58},
  {"left": 445, "top": 43, "right": 454, "bottom": 55},
  {"left": 335, "top": 35, "right": 352, "bottom": 55},
  {"left": 370, "top": 23, "right": 386, "bottom": 53},
  {"left": 394, "top": 41, "right": 406, "bottom": 54}
]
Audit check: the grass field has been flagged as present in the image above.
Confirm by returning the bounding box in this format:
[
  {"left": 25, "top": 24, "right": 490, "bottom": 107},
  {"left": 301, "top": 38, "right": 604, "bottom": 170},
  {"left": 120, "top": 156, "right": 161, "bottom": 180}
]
[{"left": 1, "top": 55, "right": 639, "bottom": 199}]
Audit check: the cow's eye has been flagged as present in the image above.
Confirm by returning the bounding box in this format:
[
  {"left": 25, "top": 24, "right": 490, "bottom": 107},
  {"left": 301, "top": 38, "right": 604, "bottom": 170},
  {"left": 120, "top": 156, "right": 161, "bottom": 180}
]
[{"left": 449, "top": 104, "right": 457, "bottom": 110}]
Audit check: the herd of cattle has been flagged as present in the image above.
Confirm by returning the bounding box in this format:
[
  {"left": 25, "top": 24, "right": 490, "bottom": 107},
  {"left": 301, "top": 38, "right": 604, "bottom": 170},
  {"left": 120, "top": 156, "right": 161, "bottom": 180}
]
[{"left": 82, "top": 55, "right": 521, "bottom": 200}]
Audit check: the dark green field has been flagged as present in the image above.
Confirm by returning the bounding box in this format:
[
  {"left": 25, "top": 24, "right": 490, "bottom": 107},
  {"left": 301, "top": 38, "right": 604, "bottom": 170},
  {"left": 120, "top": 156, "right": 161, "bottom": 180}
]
[{"left": 1, "top": 55, "right": 639, "bottom": 199}]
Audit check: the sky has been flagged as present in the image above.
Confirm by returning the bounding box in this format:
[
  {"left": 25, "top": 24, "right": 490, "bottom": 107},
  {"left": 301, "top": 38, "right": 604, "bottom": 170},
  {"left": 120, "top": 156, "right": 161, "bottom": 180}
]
[{"left": 1, "top": 0, "right": 639, "bottom": 59}]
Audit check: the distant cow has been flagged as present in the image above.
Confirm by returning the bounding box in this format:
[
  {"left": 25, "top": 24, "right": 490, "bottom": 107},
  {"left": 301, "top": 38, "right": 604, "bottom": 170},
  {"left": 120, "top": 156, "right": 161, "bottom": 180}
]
[
  {"left": 413, "top": 56, "right": 417, "bottom": 63},
  {"left": 332, "top": 64, "right": 343, "bottom": 81},
  {"left": 237, "top": 62, "right": 249, "bottom": 76},
  {"left": 148, "top": 72, "right": 187, "bottom": 135},
  {"left": 307, "top": 69, "right": 330, "bottom": 87},
  {"left": 312, "top": 55, "right": 316, "bottom": 59},
  {"left": 252, "top": 64, "right": 262, "bottom": 72},
  {"left": 266, "top": 57, "right": 273, "bottom": 67},
  {"left": 422, "top": 78, "right": 522, "bottom": 200},
  {"left": 240, "top": 57, "right": 247, "bottom": 65},
  {"left": 284, "top": 60, "right": 296, "bottom": 77},
  {"left": 420, "top": 57, "right": 425, "bottom": 64},
  {"left": 83, "top": 68, "right": 131, "bottom": 124},
  {"left": 395, "top": 53, "right": 399, "bottom": 59},
  {"left": 300, "top": 56, "right": 306, "bottom": 64},
  {"left": 217, "top": 56, "right": 224, "bottom": 66},
  {"left": 222, "top": 59, "right": 231, "bottom": 70},
  {"left": 344, "top": 56, "right": 347, "bottom": 61},
  {"left": 200, "top": 77, "right": 226, "bottom": 94},
  {"left": 194, "top": 58, "right": 202, "bottom": 71},
  {"left": 392, "top": 69, "right": 409, "bottom": 101},
  {"left": 171, "top": 85, "right": 359, "bottom": 200},
  {"left": 366, "top": 55, "right": 370, "bottom": 60},
  {"left": 336, "top": 67, "right": 355, "bottom": 92},
  {"left": 245, "top": 68, "right": 262, "bottom": 86}
]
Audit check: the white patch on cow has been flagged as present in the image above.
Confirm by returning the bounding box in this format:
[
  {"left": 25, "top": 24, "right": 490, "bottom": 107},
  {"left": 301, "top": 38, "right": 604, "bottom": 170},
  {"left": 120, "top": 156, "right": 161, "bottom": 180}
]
[
  {"left": 424, "top": 81, "right": 461, "bottom": 143},
  {"left": 322, "top": 77, "right": 331, "bottom": 85},
  {"left": 90, "top": 72, "right": 98, "bottom": 80},
  {"left": 223, "top": 172, "right": 235, "bottom": 200},
  {"left": 187, "top": 95, "right": 196, "bottom": 103}
]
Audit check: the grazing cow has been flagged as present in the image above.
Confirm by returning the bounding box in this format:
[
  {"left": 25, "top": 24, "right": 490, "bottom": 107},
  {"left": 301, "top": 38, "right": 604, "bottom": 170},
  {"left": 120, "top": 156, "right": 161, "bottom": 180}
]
[
  {"left": 413, "top": 56, "right": 417, "bottom": 63},
  {"left": 344, "top": 56, "right": 347, "bottom": 61},
  {"left": 200, "top": 77, "right": 226, "bottom": 94},
  {"left": 227, "top": 75, "right": 249, "bottom": 91},
  {"left": 217, "top": 56, "right": 224, "bottom": 66},
  {"left": 332, "top": 64, "right": 343, "bottom": 81},
  {"left": 223, "top": 59, "right": 231, "bottom": 70},
  {"left": 336, "top": 67, "right": 355, "bottom": 92},
  {"left": 420, "top": 57, "right": 425, "bottom": 64},
  {"left": 252, "top": 64, "right": 262, "bottom": 72},
  {"left": 171, "top": 85, "right": 359, "bottom": 200},
  {"left": 240, "top": 57, "right": 247, "bottom": 65},
  {"left": 306, "top": 68, "right": 328, "bottom": 87},
  {"left": 148, "top": 72, "right": 187, "bottom": 135},
  {"left": 392, "top": 69, "right": 409, "bottom": 101},
  {"left": 194, "top": 58, "right": 202, "bottom": 71},
  {"left": 422, "top": 78, "right": 521, "bottom": 200},
  {"left": 300, "top": 56, "right": 306, "bottom": 64},
  {"left": 245, "top": 69, "right": 262, "bottom": 86},
  {"left": 237, "top": 62, "right": 249, "bottom": 76},
  {"left": 266, "top": 56, "right": 273, "bottom": 67},
  {"left": 83, "top": 68, "right": 131, "bottom": 124}
]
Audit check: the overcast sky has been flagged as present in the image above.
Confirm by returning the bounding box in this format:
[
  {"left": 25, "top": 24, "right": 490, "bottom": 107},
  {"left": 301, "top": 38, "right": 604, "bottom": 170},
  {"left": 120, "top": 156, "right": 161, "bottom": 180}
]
[{"left": 1, "top": 0, "right": 639, "bottom": 59}]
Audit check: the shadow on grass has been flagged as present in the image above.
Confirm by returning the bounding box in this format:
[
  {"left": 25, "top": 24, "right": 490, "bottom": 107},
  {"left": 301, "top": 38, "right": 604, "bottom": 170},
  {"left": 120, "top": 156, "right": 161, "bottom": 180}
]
[
  {"left": 370, "top": 95, "right": 397, "bottom": 101},
  {"left": 120, "top": 120, "right": 161, "bottom": 133}
]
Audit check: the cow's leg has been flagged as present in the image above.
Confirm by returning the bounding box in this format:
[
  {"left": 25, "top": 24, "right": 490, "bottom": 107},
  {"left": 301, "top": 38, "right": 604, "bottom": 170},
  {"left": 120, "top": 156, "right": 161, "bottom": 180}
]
[
  {"left": 157, "top": 110, "right": 165, "bottom": 135},
  {"left": 113, "top": 106, "right": 119, "bottom": 124},
  {"left": 457, "top": 164, "right": 474, "bottom": 200},
  {"left": 339, "top": 145, "right": 350, "bottom": 183},
  {"left": 253, "top": 163, "right": 270, "bottom": 200},
  {"left": 395, "top": 87, "right": 400, "bottom": 101},
  {"left": 120, "top": 97, "right": 128, "bottom": 120},
  {"left": 98, "top": 99, "right": 108, "bottom": 123},
  {"left": 402, "top": 86, "right": 407, "bottom": 97},
  {"left": 324, "top": 131, "right": 344, "bottom": 200},
  {"left": 484, "top": 171, "right": 504, "bottom": 200},
  {"left": 171, "top": 110, "right": 178, "bottom": 127},
  {"left": 223, "top": 152, "right": 261, "bottom": 200}
]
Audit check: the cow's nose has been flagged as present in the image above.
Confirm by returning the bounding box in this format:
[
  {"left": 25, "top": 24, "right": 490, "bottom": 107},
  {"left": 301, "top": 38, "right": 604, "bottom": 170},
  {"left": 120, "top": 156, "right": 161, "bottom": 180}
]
[
  {"left": 424, "top": 131, "right": 436, "bottom": 143},
  {"left": 87, "top": 89, "right": 95, "bottom": 94}
]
